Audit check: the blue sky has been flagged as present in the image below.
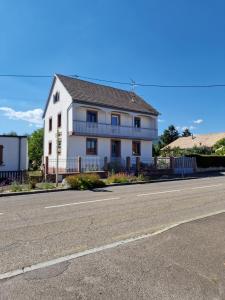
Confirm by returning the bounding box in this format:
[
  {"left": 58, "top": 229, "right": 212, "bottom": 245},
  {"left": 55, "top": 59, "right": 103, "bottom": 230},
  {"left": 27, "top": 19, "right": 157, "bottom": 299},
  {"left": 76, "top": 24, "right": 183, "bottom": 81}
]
[{"left": 0, "top": 0, "right": 224, "bottom": 135}]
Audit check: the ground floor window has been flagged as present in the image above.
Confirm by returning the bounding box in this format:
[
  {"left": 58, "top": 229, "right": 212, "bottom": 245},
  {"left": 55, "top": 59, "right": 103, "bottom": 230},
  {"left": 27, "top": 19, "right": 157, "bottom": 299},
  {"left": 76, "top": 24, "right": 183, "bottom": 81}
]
[
  {"left": 111, "top": 140, "right": 121, "bottom": 157},
  {"left": 0, "top": 145, "right": 3, "bottom": 165},
  {"left": 86, "top": 138, "right": 97, "bottom": 155},
  {"left": 48, "top": 142, "right": 52, "bottom": 155},
  {"left": 132, "top": 141, "right": 141, "bottom": 156}
]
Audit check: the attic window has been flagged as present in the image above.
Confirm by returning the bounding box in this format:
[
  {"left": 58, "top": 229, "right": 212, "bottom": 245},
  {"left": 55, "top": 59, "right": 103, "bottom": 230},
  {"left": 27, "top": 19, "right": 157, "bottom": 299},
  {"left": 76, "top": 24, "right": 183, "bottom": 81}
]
[{"left": 53, "top": 92, "right": 60, "bottom": 103}]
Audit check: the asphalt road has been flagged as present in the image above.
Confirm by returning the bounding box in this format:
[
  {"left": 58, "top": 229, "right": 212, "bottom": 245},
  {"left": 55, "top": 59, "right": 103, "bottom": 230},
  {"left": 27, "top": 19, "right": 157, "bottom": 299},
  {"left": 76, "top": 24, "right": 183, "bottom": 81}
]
[{"left": 0, "top": 176, "right": 225, "bottom": 299}]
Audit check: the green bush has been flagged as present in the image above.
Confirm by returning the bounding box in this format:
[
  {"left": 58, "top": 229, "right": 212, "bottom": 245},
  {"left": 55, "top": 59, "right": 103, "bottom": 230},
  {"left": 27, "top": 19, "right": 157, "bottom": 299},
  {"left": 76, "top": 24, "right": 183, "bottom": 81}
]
[
  {"left": 10, "top": 182, "right": 23, "bottom": 192},
  {"left": 187, "top": 154, "right": 225, "bottom": 168},
  {"left": 37, "top": 182, "right": 55, "bottom": 190},
  {"left": 66, "top": 173, "right": 105, "bottom": 190},
  {"left": 107, "top": 173, "right": 145, "bottom": 184}
]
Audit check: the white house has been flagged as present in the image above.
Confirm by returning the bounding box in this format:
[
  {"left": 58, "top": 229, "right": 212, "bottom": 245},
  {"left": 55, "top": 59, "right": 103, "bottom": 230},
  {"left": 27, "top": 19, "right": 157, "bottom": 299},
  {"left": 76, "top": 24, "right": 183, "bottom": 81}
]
[
  {"left": 43, "top": 74, "right": 159, "bottom": 173},
  {"left": 0, "top": 135, "right": 28, "bottom": 171}
]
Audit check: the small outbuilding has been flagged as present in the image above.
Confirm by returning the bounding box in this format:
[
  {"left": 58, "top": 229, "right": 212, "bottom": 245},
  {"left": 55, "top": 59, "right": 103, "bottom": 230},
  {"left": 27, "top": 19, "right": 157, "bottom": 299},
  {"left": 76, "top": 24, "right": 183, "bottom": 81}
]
[{"left": 0, "top": 135, "right": 28, "bottom": 171}]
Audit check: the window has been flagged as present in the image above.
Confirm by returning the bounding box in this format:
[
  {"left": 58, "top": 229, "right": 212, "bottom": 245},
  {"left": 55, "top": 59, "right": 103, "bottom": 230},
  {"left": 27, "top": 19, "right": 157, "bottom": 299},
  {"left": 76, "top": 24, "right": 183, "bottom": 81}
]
[
  {"left": 111, "top": 114, "right": 120, "bottom": 126},
  {"left": 132, "top": 141, "right": 141, "bottom": 156},
  {"left": 49, "top": 117, "right": 52, "bottom": 131},
  {"left": 48, "top": 142, "right": 52, "bottom": 155},
  {"left": 111, "top": 140, "right": 121, "bottom": 158},
  {"left": 134, "top": 117, "right": 141, "bottom": 128},
  {"left": 53, "top": 91, "right": 60, "bottom": 103},
  {"left": 86, "top": 138, "right": 97, "bottom": 155},
  {"left": 0, "top": 145, "right": 3, "bottom": 165},
  {"left": 87, "top": 110, "right": 97, "bottom": 123},
  {"left": 57, "top": 113, "right": 61, "bottom": 128}
]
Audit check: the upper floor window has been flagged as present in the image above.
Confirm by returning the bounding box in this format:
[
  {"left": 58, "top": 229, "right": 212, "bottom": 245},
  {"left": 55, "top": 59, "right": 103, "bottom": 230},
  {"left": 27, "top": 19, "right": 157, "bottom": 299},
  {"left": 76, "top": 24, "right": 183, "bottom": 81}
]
[
  {"left": 49, "top": 117, "right": 52, "bottom": 131},
  {"left": 53, "top": 91, "right": 60, "bottom": 103},
  {"left": 132, "top": 141, "right": 141, "bottom": 156},
  {"left": 57, "top": 113, "right": 62, "bottom": 128},
  {"left": 111, "top": 114, "right": 120, "bottom": 126},
  {"left": 86, "top": 138, "right": 97, "bottom": 155},
  {"left": 87, "top": 110, "right": 97, "bottom": 123},
  {"left": 134, "top": 117, "right": 141, "bottom": 128},
  {"left": 48, "top": 142, "right": 52, "bottom": 155},
  {"left": 0, "top": 145, "right": 3, "bottom": 165}
]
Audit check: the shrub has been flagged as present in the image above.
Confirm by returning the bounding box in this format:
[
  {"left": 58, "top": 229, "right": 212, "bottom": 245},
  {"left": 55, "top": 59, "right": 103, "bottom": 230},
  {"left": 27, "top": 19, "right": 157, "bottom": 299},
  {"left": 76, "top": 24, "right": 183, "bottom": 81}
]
[
  {"left": 10, "top": 182, "right": 23, "bottom": 192},
  {"left": 106, "top": 173, "right": 145, "bottom": 184},
  {"left": 38, "top": 182, "right": 55, "bottom": 190},
  {"left": 66, "top": 173, "right": 105, "bottom": 190}
]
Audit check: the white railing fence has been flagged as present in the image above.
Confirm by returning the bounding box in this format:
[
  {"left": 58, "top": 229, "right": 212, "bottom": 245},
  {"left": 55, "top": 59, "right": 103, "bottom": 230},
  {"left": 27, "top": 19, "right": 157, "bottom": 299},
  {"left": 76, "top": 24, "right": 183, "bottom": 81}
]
[{"left": 73, "top": 120, "right": 158, "bottom": 140}]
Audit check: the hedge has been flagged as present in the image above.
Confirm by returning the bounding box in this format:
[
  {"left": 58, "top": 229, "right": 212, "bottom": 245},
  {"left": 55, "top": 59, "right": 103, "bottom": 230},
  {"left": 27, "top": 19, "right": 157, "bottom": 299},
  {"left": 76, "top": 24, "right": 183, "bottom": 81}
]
[{"left": 186, "top": 154, "right": 225, "bottom": 168}]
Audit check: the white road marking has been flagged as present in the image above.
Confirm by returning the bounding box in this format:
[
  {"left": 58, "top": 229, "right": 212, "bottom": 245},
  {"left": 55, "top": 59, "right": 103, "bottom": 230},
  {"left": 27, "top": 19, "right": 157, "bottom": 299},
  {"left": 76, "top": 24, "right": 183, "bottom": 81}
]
[
  {"left": 191, "top": 184, "right": 223, "bottom": 190},
  {"left": 137, "top": 183, "right": 223, "bottom": 197},
  {"left": 45, "top": 197, "right": 120, "bottom": 209},
  {"left": 45, "top": 183, "right": 224, "bottom": 208},
  {"left": 0, "top": 213, "right": 3, "bottom": 215},
  {"left": 136, "top": 189, "right": 182, "bottom": 197},
  {"left": 1, "top": 209, "right": 225, "bottom": 280}
]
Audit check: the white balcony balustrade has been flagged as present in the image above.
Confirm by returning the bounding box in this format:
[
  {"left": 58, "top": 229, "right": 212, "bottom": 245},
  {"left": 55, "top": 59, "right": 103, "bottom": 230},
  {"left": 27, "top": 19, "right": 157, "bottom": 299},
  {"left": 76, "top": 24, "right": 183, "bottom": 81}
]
[{"left": 73, "top": 120, "right": 158, "bottom": 140}]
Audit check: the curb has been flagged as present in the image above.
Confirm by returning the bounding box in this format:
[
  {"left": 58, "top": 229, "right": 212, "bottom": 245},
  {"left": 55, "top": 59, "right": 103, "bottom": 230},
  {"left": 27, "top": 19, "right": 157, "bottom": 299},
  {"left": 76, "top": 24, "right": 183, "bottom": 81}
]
[{"left": 0, "top": 188, "right": 68, "bottom": 197}]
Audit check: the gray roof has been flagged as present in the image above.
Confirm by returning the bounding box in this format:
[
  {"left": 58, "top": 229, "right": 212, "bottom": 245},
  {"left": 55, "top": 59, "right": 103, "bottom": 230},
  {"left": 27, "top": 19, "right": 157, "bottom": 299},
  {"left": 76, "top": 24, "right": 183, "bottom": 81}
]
[{"left": 56, "top": 74, "right": 159, "bottom": 116}]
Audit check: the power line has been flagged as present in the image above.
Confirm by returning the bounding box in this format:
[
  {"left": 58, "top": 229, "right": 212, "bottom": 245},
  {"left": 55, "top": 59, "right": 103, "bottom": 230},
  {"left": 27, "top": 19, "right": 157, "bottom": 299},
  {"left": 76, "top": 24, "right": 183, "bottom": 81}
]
[{"left": 0, "top": 73, "right": 224, "bottom": 88}]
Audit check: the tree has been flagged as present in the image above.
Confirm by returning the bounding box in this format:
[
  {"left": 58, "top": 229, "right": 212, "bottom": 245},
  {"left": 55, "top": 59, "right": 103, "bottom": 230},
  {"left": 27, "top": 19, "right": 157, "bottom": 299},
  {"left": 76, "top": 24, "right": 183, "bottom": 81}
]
[
  {"left": 28, "top": 128, "right": 44, "bottom": 170},
  {"left": 2, "top": 131, "right": 18, "bottom": 136},
  {"left": 182, "top": 128, "right": 192, "bottom": 137},
  {"left": 161, "top": 125, "right": 179, "bottom": 146},
  {"left": 153, "top": 140, "right": 163, "bottom": 156},
  {"left": 214, "top": 138, "right": 225, "bottom": 151}
]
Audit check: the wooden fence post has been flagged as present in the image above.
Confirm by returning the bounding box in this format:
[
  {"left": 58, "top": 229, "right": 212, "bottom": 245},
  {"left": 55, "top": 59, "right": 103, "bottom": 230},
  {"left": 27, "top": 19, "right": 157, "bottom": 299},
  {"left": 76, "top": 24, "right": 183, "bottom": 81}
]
[
  {"left": 170, "top": 156, "right": 174, "bottom": 170},
  {"left": 45, "top": 156, "right": 49, "bottom": 174},
  {"left": 136, "top": 157, "right": 140, "bottom": 173},
  {"left": 77, "top": 156, "right": 82, "bottom": 173},
  {"left": 126, "top": 156, "right": 131, "bottom": 172},
  {"left": 154, "top": 156, "right": 157, "bottom": 169},
  {"left": 104, "top": 156, "right": 108, "bottom": 171}
]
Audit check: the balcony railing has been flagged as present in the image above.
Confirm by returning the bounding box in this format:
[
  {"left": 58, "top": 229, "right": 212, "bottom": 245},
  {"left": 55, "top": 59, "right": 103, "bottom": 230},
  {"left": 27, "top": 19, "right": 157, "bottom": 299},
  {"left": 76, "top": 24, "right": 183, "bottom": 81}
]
[{"left": 73, "top": 120, "right": 158, "bottom": 140}]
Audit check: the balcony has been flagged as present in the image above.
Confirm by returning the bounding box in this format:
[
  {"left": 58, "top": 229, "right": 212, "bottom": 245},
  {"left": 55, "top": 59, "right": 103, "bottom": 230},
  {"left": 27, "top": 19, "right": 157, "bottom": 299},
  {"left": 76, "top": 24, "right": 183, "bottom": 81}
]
[{"left": 72, "top": 120, "right": 158, "bottom": 140}]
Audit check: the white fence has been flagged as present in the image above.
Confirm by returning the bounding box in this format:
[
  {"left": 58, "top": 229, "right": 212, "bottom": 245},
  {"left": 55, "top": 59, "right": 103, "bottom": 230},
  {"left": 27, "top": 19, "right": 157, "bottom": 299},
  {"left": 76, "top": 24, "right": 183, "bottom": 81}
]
[{"left": 173, "top": 157, "right": 197, "bottom": 175}]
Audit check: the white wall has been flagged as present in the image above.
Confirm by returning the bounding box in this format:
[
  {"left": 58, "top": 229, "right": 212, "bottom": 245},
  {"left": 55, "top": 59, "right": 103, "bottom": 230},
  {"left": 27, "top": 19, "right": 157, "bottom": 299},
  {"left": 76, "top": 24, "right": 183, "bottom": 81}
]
[
  {"left": 73, "top": 103, "right": 157, "bottom": 129},
  {"left": 0, "top": 136, "right": 28, "bottom": 171},
  {"left": 43, "top": 76, "right": 73, "bottom": 162},
  {"left": 68, "top": 136, "right": 152, "bottom": 162}
]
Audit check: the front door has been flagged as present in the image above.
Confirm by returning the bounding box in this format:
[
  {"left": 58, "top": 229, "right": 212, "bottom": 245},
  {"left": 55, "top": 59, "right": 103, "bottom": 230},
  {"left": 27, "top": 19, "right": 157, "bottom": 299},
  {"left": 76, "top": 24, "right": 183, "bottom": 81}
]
[{"left": 111, "top": 140, "right": 121, "bottom": 158}]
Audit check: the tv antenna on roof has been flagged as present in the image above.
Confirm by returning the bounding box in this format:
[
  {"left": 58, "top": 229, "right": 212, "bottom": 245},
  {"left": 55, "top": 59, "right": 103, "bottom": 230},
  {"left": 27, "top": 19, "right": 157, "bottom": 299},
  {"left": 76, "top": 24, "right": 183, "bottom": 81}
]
[
  {"left": 130, "top": 78, "right": 136, "bottom": 93},
  {"left": 130, "top": 79, "right": 136, "bottom": 102}
]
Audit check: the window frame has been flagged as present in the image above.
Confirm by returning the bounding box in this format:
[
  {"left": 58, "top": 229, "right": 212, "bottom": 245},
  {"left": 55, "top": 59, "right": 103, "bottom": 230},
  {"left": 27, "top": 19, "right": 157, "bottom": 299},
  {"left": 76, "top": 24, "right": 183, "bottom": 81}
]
[
  {"left": 49, "top": 117, "right": 52, "bottom": 131},
  {"left": 0, "top": 145, "right": 3, "bottom": 165},
  {"left": 132, "top": 141, "right": 141, "bottom": 156},
  {"left": 86, "top": 110, "right": 98, "bottom": 123},
  {"left": 53, "top": 91, "right": 60, "bottom": 103},
  {"left": 48, "top": 141, "right": 52, "bottom": 155},
  {"left": 134, "top": 117, "right": 141, "bottom": 128},
  {"left": 57, "top": 113, "right": 62, "bottom": 128},
  {"left": 111, "top": 113, "right": 120, "bottom": 126},
  {"left": 86, "top": 138, "right": 98, "bottom": 155}
]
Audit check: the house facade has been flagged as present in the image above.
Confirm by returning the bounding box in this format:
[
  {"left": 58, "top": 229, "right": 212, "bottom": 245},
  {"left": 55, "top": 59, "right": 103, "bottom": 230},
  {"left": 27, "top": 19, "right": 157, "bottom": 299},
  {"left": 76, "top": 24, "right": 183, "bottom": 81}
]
[
  {"left": 43, "top": 74, "right": 159, "bottom": 173},
  {"left": 0, "top": 135, "right": 28, "bottom": 171}
]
